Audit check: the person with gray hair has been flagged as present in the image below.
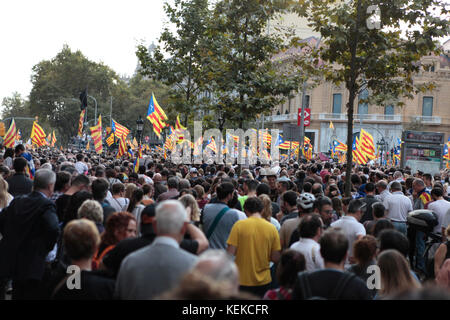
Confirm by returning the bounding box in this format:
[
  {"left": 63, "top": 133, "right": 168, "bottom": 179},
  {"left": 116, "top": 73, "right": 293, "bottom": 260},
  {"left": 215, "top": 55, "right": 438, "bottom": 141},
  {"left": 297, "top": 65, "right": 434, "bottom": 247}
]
[
  {"left": 375, "top": 180, "right": 391, "bottom": 202},
  {"left": 178, "top": 178, "right": 190, "bottom": 191},
  {"left": 191, "top": 249, "right": 240, "bottom": 295},
  {"left": 78, "top": 199, "right": 104, "bottom": 233},
  {"left": 157, "top": 177, "right": 180, "bottom": 201},
  {"left": 115, "top": 200, "right": 197, "bottom": 299},
  {"left": 0, "top": 169, "right": 59, "bottom": 299}
]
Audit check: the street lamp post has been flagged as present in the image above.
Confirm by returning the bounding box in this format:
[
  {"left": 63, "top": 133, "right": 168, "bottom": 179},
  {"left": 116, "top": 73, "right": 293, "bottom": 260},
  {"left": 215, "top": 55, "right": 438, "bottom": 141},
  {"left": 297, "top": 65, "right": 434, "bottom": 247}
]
[
  {"left": 136, "top": 116, "right": 144, "bottom": 145},
  {"left": 377, "top": 137, "right": 386, "bottom": 166}
]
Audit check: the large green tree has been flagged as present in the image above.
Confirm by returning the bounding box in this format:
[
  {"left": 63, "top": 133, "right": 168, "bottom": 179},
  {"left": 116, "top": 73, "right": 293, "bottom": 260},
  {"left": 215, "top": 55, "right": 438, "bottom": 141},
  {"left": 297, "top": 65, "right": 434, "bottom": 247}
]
[
  {"left": 27, "top": 45, "right": 171, "bottom": 145},
  {"left": 203, "top": 0, "right": 300, "bottom": 129},
  {"left": 136, "top": 0, "right": 211, "bottom": 127},
  {"left": 29, "top": 45, "right": 118, "bottom": 144},
  {"left": 292, "top": 0, "right": 449, "bottom": 196},
  {"left": 1, "top": 92, "right": 33, "bottom": 140}
]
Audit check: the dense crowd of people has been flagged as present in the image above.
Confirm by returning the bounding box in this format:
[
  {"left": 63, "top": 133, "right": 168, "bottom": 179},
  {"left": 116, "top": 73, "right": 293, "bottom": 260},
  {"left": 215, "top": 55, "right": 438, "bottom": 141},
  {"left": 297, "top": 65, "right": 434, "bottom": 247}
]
[{"left": 1, "top": 143, "right": 450, "bottom": 300}]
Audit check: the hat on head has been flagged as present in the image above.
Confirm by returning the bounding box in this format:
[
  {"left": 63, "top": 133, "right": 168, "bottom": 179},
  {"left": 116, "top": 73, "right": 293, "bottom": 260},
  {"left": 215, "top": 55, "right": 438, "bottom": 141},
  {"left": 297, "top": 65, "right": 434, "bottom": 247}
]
[
  {"left": 190, "top": 167, "right": 198, "bottom": 173},
  {"left": 265, "top": 168, "right": 278, "bottom": 177}
]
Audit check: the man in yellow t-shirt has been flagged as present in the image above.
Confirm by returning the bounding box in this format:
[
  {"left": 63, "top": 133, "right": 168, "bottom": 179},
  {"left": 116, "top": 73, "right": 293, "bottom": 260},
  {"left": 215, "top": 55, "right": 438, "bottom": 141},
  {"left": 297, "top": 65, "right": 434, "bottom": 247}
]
[{"left": 227, "top": 196, "right": 281, "bottom": 298}]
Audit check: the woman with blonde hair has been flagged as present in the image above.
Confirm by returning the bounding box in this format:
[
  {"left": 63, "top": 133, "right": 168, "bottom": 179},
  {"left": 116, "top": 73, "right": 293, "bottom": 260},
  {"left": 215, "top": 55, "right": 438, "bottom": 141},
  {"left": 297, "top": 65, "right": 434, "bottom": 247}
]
[
  {"left": 0, "top": 175, "right": 13, "bottom": 211},
  {"left": 258, "top": 194, "right": 280, "bottom": 231},
  {"left": 179, "top": 194, "right": 201, "bottom": 225},
  {"left": 124, "top": 183, "right": 137, "bottom": 201},
  {"left": 377, "top": 249, "right": 421, "bottom": 299}
]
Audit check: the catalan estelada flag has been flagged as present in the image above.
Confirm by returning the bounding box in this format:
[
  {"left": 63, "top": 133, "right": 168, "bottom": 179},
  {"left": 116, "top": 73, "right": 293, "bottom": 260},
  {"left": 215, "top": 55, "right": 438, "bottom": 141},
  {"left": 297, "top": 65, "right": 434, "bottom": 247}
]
[
  {"left": 111, "top": 119, "right": 130, "bottom": 139},
  {"left": 106, "top": 133, "right": 115, "bottom": 146},
  {"left": 127, "top": 147, "right": 134, "bottom": 158},
  {"left": 78, "top": 109, "right": 86, "bottom": 137},
  {"left": 418, "top": 189, "right": 432, "bottom": 209},
  {"left": 206, "top": 137, "right": 218, "bottom": 153},
  {"left": 443, "top": 142, "right": 450, "bottom": 160},
  {"left": 332, "top": 139, "right": 348, "bottom": 152},
  {"left": 146, "top": 93, "right": 168, "bottom": 138},
  {"left": 89, "top": 115, "right": 103, "bottom": 154},
  {"left": 31, "top": 121, "right": 46, "bottom": 147},
  {"left": 3, "top": 119, "right": 16, "bottom": 148}
]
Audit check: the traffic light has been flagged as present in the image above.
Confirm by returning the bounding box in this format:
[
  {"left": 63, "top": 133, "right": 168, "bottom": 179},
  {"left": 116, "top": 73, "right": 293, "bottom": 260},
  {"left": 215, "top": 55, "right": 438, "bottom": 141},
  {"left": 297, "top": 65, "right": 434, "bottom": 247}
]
[{"left": 79, "top": 88, "right": 88, "bottom": 110}]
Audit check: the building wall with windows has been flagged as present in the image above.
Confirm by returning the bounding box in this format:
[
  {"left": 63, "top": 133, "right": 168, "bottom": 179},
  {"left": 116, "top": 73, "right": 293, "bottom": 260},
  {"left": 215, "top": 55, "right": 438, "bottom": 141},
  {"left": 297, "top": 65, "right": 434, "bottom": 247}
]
[{"left": 267, "top": 39, "right": 450, "bottom": 153}]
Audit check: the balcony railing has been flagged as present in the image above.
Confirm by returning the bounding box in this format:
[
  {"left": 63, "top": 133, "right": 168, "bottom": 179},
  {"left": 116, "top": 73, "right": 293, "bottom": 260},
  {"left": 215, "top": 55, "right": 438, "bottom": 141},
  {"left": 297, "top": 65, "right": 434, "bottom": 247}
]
[
  {"left": 266, "top": 113, "right": 403, "bottom": 123},
  {"left": 410, "top": 115, "right": 441, "bottom": 125},
  {"left": 318, "top": 113, "right": 403, "bottom": 122}
]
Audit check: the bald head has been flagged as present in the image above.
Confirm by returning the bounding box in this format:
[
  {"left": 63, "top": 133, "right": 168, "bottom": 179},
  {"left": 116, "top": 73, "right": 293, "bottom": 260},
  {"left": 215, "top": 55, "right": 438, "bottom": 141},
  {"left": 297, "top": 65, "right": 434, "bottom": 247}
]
[{"left": 153, "top": 173, "right": 162, "bottom": 183}]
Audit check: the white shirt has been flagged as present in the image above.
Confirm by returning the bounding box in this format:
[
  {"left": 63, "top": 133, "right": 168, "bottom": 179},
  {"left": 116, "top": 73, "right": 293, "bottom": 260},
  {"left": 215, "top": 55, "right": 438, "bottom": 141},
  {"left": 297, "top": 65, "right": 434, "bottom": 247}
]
[
  {"left": 109, "top": 197, "right": 130, "bottom": 212},
  {"left": 442, "top": 208, "right": 450, "bottom": 233},
  {"left": 383, "top": 191, "right": 413, "bottom": 222},
  {"left": 290, "top": 238, "right": 324, "bottom": 271},
  {"left": 138, "top": 174, "right": 153, "bottom": 185},
  {"left": 74, "top": 161, "right": 88, "bottom": 175},
  {"left": 428, "top": 199, "right": 450, "bottom": 234},
  {"left": 376, "top": 189, "right": 391, "bottom": 202},
  {"left": 330, "top": 215, "right": 366, "bottom": 266}
]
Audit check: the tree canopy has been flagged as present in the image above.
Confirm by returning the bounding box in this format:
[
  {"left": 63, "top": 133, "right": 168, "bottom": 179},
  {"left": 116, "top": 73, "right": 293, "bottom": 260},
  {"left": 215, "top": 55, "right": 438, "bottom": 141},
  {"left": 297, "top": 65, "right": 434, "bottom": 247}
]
[{"left": 291, "top": 0, "right": 449, "bottom": 196}]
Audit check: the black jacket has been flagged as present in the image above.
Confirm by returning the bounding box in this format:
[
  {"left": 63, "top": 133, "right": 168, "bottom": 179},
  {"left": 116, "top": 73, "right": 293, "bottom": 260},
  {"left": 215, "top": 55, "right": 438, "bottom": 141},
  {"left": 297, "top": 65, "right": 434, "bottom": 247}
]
[
  {"left": 6, "top": 173, "right": 33, "bottom": 197},
  {"left": 0, "top": 191, "right": 60, "bottom": 281}
]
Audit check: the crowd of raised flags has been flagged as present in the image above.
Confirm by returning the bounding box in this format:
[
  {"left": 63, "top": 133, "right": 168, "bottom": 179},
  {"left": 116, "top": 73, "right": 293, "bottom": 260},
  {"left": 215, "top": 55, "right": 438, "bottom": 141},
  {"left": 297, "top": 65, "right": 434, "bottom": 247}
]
[{"left": 2, "top": 91, "right": 450, "bottom": 171}]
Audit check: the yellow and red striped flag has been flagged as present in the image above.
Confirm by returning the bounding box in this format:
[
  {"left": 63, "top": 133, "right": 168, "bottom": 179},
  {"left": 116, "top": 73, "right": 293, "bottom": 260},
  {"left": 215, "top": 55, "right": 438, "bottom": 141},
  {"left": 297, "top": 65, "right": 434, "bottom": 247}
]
[
  {"left": 116, "top": 135, "right": 127, "bottom": 158},
  {"left": 89, "top": 115, "right": 103, "bottom": 154},
  {"left": 3, "top": 119, "right": 16, "bottom": 148},
  {"left": 352, "top": 136, "right": 368, "bottom": 165},
  {"left": 146, "top": 93, "right": 168, "bottom": 138},
  {"left": 132, "top": 137, "right": 138, "bottom": 149},
  {"left": 51, "top": 131, "right": 57, "bottom": 147},
  {"left": 360, "top": 129, "right": 376, "bottom": 160},
  {"left": 31, "top": 121, "right": 46, "bottom": 147},
  {"left": 78, "top": 109, "right": 86, "bottom": 137}
]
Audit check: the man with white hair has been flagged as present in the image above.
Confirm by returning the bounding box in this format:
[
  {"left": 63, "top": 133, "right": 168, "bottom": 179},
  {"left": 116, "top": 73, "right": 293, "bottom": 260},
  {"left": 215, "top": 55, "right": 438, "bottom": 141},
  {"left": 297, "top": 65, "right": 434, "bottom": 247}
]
[
  {"left": 115, "top": 200, "right": 197, "bottom": 300},
  {"left": 191, "top": 249, "right": 240, "bottom": 296}
]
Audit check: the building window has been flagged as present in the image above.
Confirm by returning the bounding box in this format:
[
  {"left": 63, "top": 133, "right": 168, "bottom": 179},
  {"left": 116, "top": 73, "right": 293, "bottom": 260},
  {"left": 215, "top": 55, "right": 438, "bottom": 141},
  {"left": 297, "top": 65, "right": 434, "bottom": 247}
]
[
  {"left": 422, "top": 96, "right": 433, "bottom": 116},
  {"left": 358, "top": 89, "right": 369, "bottom": 115},
  {"left": 332, "top": 93, "right": 341, "bottom": 114},
  {"left": 385, "top": 104, "right": 394, "bottom": 115},
  {"left": 305, "top": 95, "right": 310, "bottom": 108}
]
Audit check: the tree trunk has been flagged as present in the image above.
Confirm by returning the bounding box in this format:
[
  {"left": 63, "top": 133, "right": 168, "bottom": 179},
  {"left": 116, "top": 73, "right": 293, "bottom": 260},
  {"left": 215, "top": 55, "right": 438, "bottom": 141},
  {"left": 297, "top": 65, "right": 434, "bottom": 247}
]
[
  {"left": 344, "top": 90, "right": 356, "bottom": 197},
  {"left": 344, "top": 0, "right": 363, "bottom": 198}
]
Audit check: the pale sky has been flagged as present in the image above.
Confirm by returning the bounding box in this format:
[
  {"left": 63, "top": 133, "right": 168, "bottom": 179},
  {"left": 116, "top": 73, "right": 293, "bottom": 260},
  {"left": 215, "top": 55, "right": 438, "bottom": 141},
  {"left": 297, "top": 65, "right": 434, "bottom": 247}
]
[
  {"left": 0, "top": 0, "right": 166, "bottom": 104},
  {"left": 0, "top": 0, "right": 448, "bottom": 108}
]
